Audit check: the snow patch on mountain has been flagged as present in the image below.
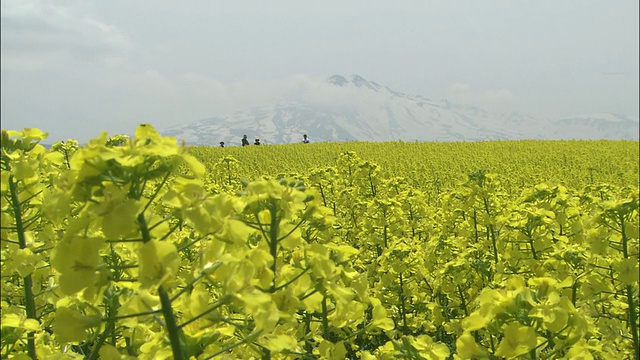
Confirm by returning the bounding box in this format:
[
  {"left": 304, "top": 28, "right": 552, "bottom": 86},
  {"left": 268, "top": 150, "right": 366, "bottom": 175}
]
[
  {"left": 541, "top": 113, "right": 639, "bottom": 140},
  {"left": 161, "top": 74, "right": 639, "bottom": 145}
]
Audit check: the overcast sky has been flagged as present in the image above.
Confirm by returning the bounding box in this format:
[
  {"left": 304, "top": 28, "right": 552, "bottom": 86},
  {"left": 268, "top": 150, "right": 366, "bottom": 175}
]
[{"left": 1, "top": 0, "right": 638, "bottom": 143}]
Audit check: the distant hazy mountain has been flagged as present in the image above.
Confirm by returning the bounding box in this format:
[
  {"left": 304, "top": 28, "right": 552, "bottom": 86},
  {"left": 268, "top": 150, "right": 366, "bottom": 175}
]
[
  {"left": 541, "top": 113, "right": 639, "bottom": 141},
  {"left": 161, "top": 74, "right": 639, "bottom": 145}
]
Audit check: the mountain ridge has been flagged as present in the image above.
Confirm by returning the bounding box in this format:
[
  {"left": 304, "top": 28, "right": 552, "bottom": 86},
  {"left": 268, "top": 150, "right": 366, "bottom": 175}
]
[{"left": 161, "top": 74, "right": 639, "bottom": 146}]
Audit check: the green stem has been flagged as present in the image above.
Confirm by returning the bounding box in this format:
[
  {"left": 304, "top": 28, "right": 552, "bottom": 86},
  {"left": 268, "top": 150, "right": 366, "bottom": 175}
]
[
  {"left": 457, "top": 285, "right": 469, "bottom": 317},
  {"left": 321, "top": 295, "right": 330, "bottom": 339},
  {"left": 137, "top": 213, "right": 152, "bottom": 244},
  {"left": 63, "top": 148, "right": 71, "bottom": 169},
  {"left": 269, "top": 200, "right": 279, "bottom": 292},
  {"left": 472, "top": 209, "right": 479, "bottom": 243},
  {"left": 383, "top": 223, "right": 389, "bottom": 248},
  {"left": 202, "top": 330, "right": 262, "bottom": 360},
  {"left": 620, "top": 214, "right": 639, "bottom": 360},
  {"left": 141, "top": 172, "right": 172, "bottom": 215},
  {"left": 483, "top": 199, "right": 499, "bottom": 265},
  {"left": 9, "top": 176, "right": 37, "bottom": 360},
  {"left": 368, "top": 170, "right": 376, "bottom": 197},
  {"left": 170, "top": 263, "right": 223, "bottom": 302},
  {"left": 276, "top": 217, "right": 306, "bottom": 242},
  {"left": 408, "top": 205, "right": 416, "bottom": 239},
  {"left": 399, "top": 273, "right": 408, "bottom": 334},
  {"left": 177, "top": 295, "right": 232, "bottom": 328},
  {"left": 87, "top": 291, "right": 119, "bottom": 360},
  {"left": 137, "top": 213, "right": 185, "bottom": 360},
  {"left": 159, "top": 286, "right": 185, "bottom": 360},
  {"left": 304, "top": 312, "right": 313, "bottom": 355},
  {"left": 526, "top": 228, "right": 538, "bottom": 260},
  {"left": 271, "top": 268, "right": 309, "bottom": 293},
  {"left": 103, "top": 309, "right": 162, "bottom": 322},
  {"left": 317, "top": 182, "right": 327, "bottom": 207}
]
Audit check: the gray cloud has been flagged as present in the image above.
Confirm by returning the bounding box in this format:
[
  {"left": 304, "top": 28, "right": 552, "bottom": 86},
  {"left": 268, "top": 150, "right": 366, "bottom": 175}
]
[
  {"left": 1, "top": 1, "right": 131, "bottom": 70},
  {"left": 446, "top": 83, "right": 520, "bottom": 113}
]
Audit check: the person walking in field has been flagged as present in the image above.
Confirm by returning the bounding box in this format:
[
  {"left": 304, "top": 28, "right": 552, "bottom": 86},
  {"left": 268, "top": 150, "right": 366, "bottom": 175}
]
[
  {"left": 254, "top": 138, "right": 261, "bottom": 145},
  {"left": 219, "top": 141, "right": 225, "bottom": 148},
  {"left": 302, "top": 134, "right": 310, "bottom": 144},
  {"left": 241, "top": 135, "right": 250, "bottom": 146}
]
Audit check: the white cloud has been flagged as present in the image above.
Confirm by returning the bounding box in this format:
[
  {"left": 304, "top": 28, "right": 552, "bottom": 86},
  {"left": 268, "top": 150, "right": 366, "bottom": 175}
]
[
  {"left": 481, "top": 89, "right": 518, "bottom": 106},
  {"left": 90, "top": 70, "right": 396, "bottom": 124},
  {"left": 446, "top": 82, "right": 519, "bottom": 112},
  {"left": 447, "top": 82, "right": 471, "bottom": 95}
]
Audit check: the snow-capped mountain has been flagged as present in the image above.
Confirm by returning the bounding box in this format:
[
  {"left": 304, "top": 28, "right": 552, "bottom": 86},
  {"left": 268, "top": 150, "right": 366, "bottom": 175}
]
[
  {"left": 541, "top": 113, "right": 639, "bottom": 141},
  {"left": 161, "top": 75, "right": 639, "bottom": 145}
]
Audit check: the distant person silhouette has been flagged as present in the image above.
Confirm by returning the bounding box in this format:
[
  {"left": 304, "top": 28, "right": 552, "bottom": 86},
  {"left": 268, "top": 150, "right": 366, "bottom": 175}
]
[
  {"left": 241, "top": 135, "right": 250, "bottom": 146},
  {"left": 254, "top": 138, "right": 261, "bottom": 145},
  {"left": 302, "top": 134, "right": 310, "bottom": 144},
  {"left": 219, "top": 141, "right": 225, "bottom": 148}
]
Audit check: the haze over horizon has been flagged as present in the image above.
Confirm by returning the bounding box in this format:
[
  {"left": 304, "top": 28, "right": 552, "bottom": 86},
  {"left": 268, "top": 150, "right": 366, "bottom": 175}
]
[{"left": 1, "top": 0, "right": 638, "bottom": 143}]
